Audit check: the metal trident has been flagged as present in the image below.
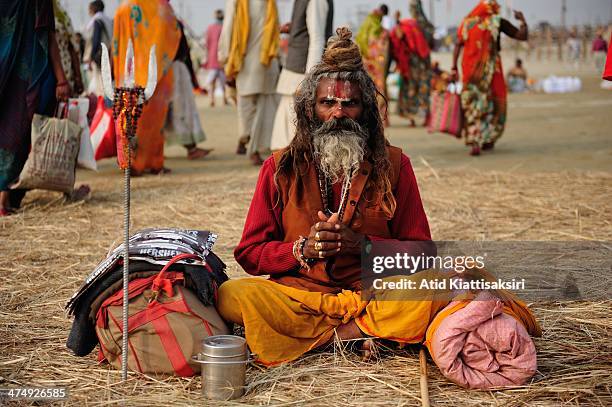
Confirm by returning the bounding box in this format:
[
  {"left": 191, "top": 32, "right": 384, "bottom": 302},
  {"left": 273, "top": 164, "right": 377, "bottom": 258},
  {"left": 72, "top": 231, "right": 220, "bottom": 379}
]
[
  {"left": 100, "top": 39, "right": 158, "bottom": 381},
  {"left": 101, "top": 40, "right": 157, "bottom": 101}
]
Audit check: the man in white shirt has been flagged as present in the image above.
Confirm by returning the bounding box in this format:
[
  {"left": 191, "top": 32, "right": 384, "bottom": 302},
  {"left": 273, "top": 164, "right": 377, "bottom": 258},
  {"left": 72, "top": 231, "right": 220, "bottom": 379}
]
[
  {"left": 219, "top": 0, "right": 281, "bottom": 165},
  {"left": 270, "top": 0, "right": 334, "bottom": 151}
]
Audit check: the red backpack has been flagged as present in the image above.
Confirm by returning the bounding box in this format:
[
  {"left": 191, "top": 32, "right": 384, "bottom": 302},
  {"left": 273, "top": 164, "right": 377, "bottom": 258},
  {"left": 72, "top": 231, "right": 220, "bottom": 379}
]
[{"left": 95, "top": 254, "right": 230, "bottom": 376}]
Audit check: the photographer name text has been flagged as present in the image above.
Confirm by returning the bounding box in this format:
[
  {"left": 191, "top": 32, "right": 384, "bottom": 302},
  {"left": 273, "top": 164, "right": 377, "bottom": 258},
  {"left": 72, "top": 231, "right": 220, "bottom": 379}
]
[{"left": 372, "top": 278, "right": 526, "bottom": 291}]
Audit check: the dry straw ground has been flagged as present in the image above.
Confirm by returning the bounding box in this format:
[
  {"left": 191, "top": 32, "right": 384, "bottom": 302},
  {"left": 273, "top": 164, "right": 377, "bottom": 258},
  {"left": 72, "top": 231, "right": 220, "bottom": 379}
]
[{"left": 1, "top": 165, "right": 611, "bottom": 406}]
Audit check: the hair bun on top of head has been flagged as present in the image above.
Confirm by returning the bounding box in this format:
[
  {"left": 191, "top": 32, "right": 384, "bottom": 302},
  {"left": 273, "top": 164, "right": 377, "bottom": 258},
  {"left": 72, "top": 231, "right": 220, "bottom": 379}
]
[{"left": 320, "top": 27, "right": 364, "bottom": 73}]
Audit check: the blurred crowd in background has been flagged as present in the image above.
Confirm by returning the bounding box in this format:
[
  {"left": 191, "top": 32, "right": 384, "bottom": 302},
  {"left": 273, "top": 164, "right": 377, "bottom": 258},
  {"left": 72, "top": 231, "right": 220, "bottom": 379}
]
[{"left": 0, "top": 0, "right": 610, "bottom": 215}]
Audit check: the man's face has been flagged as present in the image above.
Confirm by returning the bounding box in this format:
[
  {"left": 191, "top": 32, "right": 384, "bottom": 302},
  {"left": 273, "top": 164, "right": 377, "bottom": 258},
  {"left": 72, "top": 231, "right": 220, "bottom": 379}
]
[
  {"left": 311, "top": 77, "right": 368, "bottom": 183},
  {"left": 315, "top": 78, "right": 363, "bottom": 123}
]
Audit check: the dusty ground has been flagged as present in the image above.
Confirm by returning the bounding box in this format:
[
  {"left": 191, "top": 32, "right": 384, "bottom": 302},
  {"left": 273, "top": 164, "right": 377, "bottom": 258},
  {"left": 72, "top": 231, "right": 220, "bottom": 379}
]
[{"left": 0, "top": 57, "right": 611, "bottom": 405}]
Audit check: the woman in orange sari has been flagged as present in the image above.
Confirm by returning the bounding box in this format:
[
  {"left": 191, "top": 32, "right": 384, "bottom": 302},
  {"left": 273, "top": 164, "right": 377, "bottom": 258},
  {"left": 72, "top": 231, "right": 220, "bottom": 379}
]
[
  {"left": 113, "top": 0, "right": 181, "bottom": 174},
  {"left": 452, "top": 0, "right": 528, "bottom": 156}
]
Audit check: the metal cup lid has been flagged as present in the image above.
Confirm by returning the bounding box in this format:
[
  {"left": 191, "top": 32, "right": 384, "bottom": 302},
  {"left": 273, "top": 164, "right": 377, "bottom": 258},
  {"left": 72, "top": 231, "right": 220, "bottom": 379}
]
[{"left": 201, "top": 335, "right": 248, "bottom": 358}]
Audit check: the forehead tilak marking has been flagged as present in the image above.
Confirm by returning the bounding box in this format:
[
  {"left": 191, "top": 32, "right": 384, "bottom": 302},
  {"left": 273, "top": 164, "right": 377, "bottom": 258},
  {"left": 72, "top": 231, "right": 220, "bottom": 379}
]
[{"left": 325, "top": 79, "right": 353, "bottom": 102}]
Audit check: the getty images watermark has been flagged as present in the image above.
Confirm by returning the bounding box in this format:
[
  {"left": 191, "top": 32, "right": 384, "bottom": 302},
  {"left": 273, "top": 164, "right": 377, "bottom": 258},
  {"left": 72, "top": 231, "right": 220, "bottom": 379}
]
[
  {"left": 360, "top": 240, "right": 612, "bottom": 301},
  {"left": 370, "top": 252, "right": 526, "bottom": 291}
]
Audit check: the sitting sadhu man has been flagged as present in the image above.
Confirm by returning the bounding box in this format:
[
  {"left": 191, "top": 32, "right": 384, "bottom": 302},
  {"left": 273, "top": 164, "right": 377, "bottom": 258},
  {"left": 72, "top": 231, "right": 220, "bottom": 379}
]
[
  {"left": 218, "top": 27, "right": 441, "bottom": 365},
  {"left": 218, "top": 28, "right": 538, "bottom": 368}
]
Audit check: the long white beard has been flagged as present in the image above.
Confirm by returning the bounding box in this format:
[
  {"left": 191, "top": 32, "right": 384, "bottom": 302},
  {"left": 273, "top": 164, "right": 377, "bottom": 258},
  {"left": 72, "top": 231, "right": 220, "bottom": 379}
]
[{"left": 313, "top": 126, "right": 366, "bottom": 184}]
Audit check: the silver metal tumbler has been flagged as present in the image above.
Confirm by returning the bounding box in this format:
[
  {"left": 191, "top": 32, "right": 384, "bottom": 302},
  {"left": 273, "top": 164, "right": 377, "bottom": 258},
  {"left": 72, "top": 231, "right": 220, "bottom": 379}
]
[{"left": 192, "top": 335, "right": 252, "bottom": 400}]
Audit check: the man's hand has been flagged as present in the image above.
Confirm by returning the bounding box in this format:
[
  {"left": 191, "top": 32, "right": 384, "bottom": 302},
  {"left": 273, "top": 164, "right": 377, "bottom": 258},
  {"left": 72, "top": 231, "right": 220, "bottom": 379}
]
[
  {"left": 320, "top": 211, "right": 364, "bottom": 255},
  {"left": 303, "top": 211, "right": 365, "bottom": 259},
  {"left": 304, "top": 212, "right": 341, "bottom": 259}
]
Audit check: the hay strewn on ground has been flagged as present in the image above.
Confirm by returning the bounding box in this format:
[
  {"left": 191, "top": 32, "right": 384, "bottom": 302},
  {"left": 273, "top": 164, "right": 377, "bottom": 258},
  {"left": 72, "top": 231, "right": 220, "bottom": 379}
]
[{"left": 1, "top": 167, "right": 611, "bottom": 406}]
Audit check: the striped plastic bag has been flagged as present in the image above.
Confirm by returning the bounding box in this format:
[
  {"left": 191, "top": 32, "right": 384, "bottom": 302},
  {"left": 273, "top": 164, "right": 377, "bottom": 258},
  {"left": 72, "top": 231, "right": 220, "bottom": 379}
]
[
  {"left": 428, "top": 84, "right": 462, "bottom": 138},
  {"left": 89, "top": 96, "right": 117, "bottom": 160}
]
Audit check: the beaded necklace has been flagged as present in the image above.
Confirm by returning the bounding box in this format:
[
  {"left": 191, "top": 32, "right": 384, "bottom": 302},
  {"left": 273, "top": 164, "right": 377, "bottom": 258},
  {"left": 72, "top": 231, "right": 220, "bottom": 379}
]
[{"left": 317, "top": 165, "right": 354, "bottom": 222}]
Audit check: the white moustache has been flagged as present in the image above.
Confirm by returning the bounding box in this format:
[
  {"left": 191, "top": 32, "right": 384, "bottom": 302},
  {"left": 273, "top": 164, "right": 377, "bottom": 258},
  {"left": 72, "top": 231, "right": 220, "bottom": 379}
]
[{"left": 313, "top": 130, "right": 366, "bottom": 184}]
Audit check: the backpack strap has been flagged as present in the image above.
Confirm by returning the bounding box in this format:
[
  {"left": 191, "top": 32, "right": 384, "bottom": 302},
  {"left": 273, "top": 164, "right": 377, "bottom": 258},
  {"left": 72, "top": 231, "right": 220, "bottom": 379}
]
[{"left": 150, "top": 253, "right": 202, "bottom": 303}]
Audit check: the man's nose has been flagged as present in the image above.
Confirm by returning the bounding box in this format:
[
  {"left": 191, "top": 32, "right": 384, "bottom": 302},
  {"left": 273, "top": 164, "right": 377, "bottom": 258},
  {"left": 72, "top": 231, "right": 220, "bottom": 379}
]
[{"left": 332, "top": 106, "right": 347, "bottom": 119}]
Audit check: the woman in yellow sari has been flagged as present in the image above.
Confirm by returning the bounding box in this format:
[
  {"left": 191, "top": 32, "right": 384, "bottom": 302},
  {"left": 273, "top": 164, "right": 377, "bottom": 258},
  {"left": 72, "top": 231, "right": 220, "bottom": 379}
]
[{"left": 113, "top": 0, "right": 181, "bottom": 175}]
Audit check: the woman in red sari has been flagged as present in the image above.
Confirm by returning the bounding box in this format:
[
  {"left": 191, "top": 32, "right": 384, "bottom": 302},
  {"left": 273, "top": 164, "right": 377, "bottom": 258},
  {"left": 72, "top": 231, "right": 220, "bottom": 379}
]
[
  {"left": 389, "top": 0, "right": 434, "bottom": 127},
  {"left": 451, "top": 0, "right": 528, "bottom": 156},
  {"left": 603, "top": 32, "right": 612, "bottom": 81}
]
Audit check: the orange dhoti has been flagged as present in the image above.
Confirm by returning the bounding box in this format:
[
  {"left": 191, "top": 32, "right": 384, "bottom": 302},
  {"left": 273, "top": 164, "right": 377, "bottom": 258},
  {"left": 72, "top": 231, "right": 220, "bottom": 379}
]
[
  {"left": 218, "top": 268, "right": 541, "bottom": 375},
  {"left": 217, "top": 271, "right": 449, "bottom": 366}
]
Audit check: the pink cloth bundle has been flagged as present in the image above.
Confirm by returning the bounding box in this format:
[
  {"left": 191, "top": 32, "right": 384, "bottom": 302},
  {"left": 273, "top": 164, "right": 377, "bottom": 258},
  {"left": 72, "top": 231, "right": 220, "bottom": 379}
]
[{"left": 427, "top": 293, "right": 538, "bottom": 389}]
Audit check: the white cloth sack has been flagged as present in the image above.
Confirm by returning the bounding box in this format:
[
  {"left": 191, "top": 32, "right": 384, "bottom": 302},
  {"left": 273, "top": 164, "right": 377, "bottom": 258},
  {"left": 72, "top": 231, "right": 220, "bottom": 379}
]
[{"left": 12, "top": 115, "right": 81, "bottom": 193}]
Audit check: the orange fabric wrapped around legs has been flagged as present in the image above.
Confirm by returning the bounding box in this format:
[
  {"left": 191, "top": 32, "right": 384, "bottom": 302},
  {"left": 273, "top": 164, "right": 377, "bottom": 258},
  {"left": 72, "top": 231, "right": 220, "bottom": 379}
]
[{"left": 217, "top": 271, "right": 449, "bottom": 366}]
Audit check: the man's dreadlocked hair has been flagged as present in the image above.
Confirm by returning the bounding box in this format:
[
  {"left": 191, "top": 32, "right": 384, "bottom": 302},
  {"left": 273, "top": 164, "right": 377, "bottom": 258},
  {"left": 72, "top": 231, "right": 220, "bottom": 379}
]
[{"left": 275, "top": 27, "right": 396, "bottom": 216}]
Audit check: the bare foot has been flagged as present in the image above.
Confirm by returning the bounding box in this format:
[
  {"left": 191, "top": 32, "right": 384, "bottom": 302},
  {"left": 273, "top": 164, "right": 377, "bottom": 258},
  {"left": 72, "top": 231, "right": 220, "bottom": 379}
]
[
  {"left": 236, "top": 136, "right": 249, "bottom": 155},
  {"left": 328, "top": 321, "right": 377, "bottom": 361},
  {"left": 422, "top": 113, "right": 431, "bottom": 127},
  {"left": 0, "top": 207, "right": 14, "bottom": 216},
  {"left": 66, "top": 184, "right": 91, "bottom": 201},
  {"left": 150, "top": 167, "right": 172, "bottom": 175},
  {"left": 187, "top": 147, "right": 212, "bottom": 160},
  {"left": 250, "top": 152, "right": 264, "bottom": 166},
  {"left": 0, "top": 191, "right": 12, "bottom": 215},
  {"left": 361, "top": 338, "right": 377, "bottom": 362}
]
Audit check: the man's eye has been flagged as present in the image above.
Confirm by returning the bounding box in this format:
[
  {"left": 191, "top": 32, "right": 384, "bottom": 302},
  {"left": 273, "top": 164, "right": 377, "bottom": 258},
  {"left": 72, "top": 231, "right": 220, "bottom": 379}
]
[
  {"left": 322, "top": 100, "right": 334, "bottom": 105},
  {"left": 343, "top": 100, "right": 357, "bottom": 106}
]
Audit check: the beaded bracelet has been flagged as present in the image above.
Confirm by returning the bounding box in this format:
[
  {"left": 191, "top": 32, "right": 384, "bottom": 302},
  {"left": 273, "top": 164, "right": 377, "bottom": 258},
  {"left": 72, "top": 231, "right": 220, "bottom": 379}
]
[
  {"left": 292, "top": 235, "right": 314, "bottom": 270},
  {"left": 292, "top": 236, "right": 304, "bottom": 264}
]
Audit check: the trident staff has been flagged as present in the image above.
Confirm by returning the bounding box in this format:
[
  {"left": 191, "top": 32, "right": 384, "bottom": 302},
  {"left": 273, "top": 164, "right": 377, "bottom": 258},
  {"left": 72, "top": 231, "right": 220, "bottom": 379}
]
[{"left": 100, "top": 40, "right": 157, "bottom": 381}]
